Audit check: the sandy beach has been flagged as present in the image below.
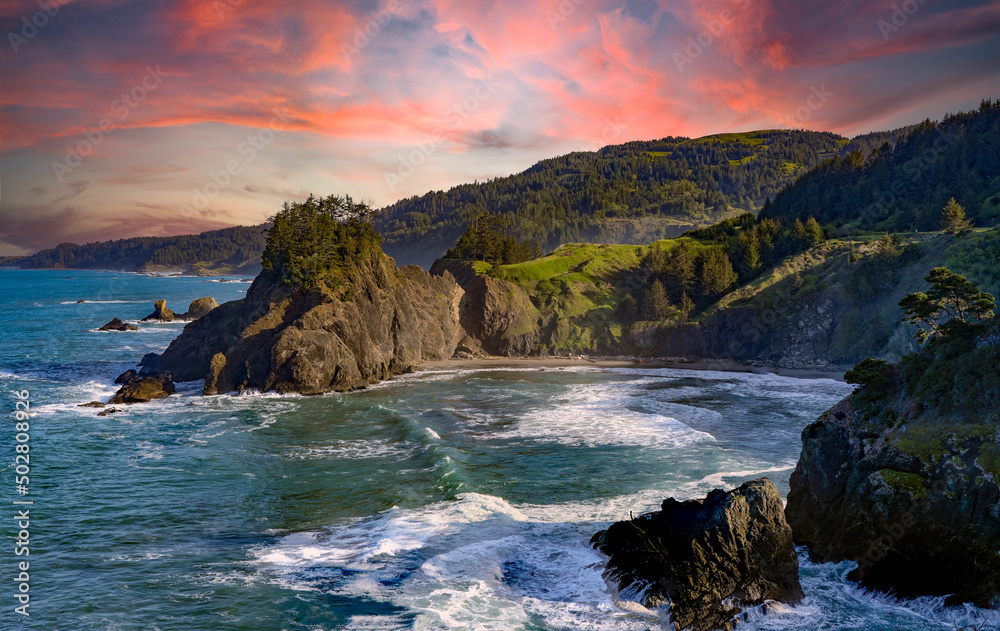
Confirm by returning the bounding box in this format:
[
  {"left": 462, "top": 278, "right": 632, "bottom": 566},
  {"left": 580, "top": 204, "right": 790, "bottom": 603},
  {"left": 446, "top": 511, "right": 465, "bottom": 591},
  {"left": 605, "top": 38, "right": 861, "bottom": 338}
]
[{"left": 418, "top": 356, "right": 847, "bottom": 381}]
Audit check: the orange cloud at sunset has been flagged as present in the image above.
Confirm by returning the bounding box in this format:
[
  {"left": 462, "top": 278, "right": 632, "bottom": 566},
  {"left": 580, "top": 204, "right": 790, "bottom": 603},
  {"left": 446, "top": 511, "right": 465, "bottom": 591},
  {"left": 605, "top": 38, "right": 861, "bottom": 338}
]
[{"left": 0, "top": 0, "right": 997, "bottom": 254}]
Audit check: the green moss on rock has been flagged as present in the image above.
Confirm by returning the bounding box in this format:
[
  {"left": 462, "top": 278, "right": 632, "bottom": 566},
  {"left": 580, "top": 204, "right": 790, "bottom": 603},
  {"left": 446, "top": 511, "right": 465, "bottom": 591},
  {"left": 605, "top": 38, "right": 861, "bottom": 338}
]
[{"left": 877, "top": 469, "right": 928, "bottom": 500}]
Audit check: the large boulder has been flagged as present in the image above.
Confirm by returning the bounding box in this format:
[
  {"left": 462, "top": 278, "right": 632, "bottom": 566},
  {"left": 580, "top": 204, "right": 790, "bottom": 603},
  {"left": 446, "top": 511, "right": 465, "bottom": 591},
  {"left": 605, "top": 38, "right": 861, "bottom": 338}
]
[
  {"left": 141, "top": 299, "right": 175, "bottom": 322},
  {"left": 108, "top": 370, "right": 175, "bottom": 404},
  {"left": 592, "top": 478, "right": 802, "bottom": 631},
  {"left": 183, "top": 296, "right": 219, "bottom": 319},
  {"left": 786, "top": 397, "right": 1000, "bottom": 607}
]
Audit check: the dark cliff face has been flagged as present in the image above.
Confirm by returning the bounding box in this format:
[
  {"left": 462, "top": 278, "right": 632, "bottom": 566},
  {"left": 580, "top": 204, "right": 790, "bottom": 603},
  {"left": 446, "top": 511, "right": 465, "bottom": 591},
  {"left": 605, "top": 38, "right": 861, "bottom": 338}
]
[
  {"left": 786, "top": 395, "right": 1000, "bottom": 607},
  {"left": 592, "top": 478, "right": 802, "bottom": 631},
  {"left": 141, "top": 251, "right": 465, "bottom": 395},
  {"left": 459, "top": 276, "right": 540, "bottom": 356}
]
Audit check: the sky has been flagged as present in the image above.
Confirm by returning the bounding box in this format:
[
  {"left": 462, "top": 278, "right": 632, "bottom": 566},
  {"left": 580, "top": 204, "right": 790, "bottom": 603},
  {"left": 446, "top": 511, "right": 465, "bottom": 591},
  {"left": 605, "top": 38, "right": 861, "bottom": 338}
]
[{"left": 0, "top": 0, "right": 997, "bottom": 255}]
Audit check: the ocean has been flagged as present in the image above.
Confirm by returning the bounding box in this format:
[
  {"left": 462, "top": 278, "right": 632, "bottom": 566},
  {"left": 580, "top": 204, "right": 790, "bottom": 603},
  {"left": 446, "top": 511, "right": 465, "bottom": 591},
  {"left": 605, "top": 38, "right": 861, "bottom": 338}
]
[{"left": 1, "top": 269, "right": 996, "bottom": 630}]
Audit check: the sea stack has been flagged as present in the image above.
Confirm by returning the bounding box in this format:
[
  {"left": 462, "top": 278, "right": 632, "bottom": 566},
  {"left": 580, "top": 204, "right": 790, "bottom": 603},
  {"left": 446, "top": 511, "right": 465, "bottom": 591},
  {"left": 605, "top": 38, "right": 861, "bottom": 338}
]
[
  {"left": 592, "top": 478, "right": 803, "bottom": 631},
  {"left": 141, "top": 299, "right": 176, "bottom": 322}
]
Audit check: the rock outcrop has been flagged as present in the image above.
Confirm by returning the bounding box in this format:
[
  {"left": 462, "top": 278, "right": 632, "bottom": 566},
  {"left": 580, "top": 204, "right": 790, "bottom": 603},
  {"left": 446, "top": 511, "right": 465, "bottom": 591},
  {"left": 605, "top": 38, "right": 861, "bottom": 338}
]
[
  {"left": 459, "top": 276, "right": 541, "bottom": 356},
  {"left": 786, "top": 396, "right": 1000, "bottom": 607},
  {"left": 108, "top": 370, "right": 175, "bottom": 404},
  {"left": 139, "top": 251, "right": 466, "bottom": 395},
  {"left": 592, "top": 478, "right": 803, "bottom": 631},
  {"left": 141, "top": 299, "right": 175, "bottom": 322},
  {"left": 183, "top": 297, "right": 219, "bottom": 319},
  {"left": 99, "top": 317, "right": 138, "bottom": 331}
]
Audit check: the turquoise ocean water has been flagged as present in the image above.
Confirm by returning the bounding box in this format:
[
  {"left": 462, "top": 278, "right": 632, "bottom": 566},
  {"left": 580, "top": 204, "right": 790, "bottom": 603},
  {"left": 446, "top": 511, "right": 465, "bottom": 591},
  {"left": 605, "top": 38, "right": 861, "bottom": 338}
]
[{"left": 0, "top": 269, "right": 996, "bottom": 630}]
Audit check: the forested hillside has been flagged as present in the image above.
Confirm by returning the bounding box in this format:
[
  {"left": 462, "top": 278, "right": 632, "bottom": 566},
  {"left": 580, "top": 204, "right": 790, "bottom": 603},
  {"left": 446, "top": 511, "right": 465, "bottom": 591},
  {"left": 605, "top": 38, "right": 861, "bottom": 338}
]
[
  {"left": 16, "top": 225, "right": 268, "bottom": 275},
  {"left": 378, "top": 130, "right": 848, "bottom": 267},
  {"left": 761, "top": 101, "right": 1000, "bottom": 233}
]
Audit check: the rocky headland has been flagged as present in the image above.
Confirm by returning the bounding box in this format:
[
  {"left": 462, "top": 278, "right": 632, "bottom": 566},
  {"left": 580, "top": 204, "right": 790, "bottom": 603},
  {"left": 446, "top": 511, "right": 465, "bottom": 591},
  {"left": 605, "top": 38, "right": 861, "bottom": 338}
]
[{"left": 786, "top": 315, "right": 1000, "bottom": 607}]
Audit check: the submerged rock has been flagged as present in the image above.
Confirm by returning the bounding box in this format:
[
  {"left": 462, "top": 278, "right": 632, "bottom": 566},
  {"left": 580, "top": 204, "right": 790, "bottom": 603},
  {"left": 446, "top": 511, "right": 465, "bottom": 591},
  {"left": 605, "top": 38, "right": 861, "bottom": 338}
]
[
  {"left": 183, "top": 296, "right": 218, "bottom": 320},
  {"left": 78, "top": 401, "right": 105, "bottom": 408},
  {"left": 99, "top": 317, "right": 139, "bottom": 331},
  {"left": 141, "top": 299, "right": 175, "bottom": 322},
  {"left": 591, "top": 478, "right": 802, "bottom": 631},
  {"left": 108, "top": 371, "right": 175, "bottom": 404}
]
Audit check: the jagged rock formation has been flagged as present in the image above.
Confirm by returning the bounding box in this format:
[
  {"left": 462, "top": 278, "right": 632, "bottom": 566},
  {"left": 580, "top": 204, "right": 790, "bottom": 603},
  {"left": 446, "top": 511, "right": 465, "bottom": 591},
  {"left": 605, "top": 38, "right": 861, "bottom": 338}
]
[
  {"left": 592, "top": 478, "right": 802, "bottom": 631},
  {"left": 99, "top": 317, "right": 138, "bottom": 331},
  {"left": 141, "top": 299, "right": 175, "bottom": 322},
  {"left": 459, "top": 276, "right": 540, "bottom": 355},
  {"left": 183, "top": 297, "right": 218, "bottom": 319},
  {"left": 786, "top": 396, "right": 1000, "bottom": 607},
  {"left": 138, "top": 250, "right": 466, "bottom": 395}
]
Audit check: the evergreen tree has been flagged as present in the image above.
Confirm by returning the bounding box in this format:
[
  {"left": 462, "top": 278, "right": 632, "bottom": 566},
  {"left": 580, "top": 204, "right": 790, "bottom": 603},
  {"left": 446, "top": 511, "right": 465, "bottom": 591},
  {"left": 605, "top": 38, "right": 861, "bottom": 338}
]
[
  {"left": 644, "top": 280, "right": 670, "bottom": 320},
  {"left": 679, "top": 292, "right": 695, "bottom": 321},
  {"left": 899, "top": 267, "right": 995, "bottom": 342},
  {"left": 697, "top": 247, "right": 738, "bottom": 298},
  {"left": 805, "top": 216, "right": 824, "bottom": 244},
  {"left": 619, "top": 293, "right": 638, "bottom": 319},
  {"left": 940, "top": 198, "right": 973, "bottom": 233},
  {"left": 737, "top": 231, "right": 761, "bottom": 278}
]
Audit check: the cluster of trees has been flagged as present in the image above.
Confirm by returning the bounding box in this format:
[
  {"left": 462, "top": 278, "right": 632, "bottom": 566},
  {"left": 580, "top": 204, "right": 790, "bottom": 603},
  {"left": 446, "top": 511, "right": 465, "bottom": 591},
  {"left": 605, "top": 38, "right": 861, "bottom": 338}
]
[
  {"left": 625, "top": 214, "right": 826, "bottom": 322},
  {"left": 835, "top": 124, "right": 916, "bottom": 158},
  {"left": 262, "top": 194, "right": 381, "bottom": 290},
  {"left": 17, "top": 225, "right": 268, "bottom": 272},
  {"left": 625, "top": 243, "right": 735, "bottom": 321},
  {"left": 762, "top": 101, "right": 1000, "bottom": 233},
  {"left": 847, "top": 267, "right": 997, "bottom": 416},
  {"left": 377, "top": 130, "right": 848, "bottom": 266},
  {"left": 443, "top": 213, "right": 541, "bottom": 265}
]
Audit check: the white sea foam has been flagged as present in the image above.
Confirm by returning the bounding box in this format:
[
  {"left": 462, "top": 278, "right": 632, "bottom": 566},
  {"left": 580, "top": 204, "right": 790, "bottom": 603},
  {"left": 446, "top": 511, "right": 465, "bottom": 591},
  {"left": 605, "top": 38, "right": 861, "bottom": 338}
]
[
  {"left": 253, "top": 493, "right": 653, "bottom": 630},
  {"left": 501, "top": 381, "right": 715, "bottom": 449},
  {"left": 290, "top": 439, "right": 415, "bottom": 461},
  {"left": 59, "top": 300, "right": 148, "bottom": 305}
]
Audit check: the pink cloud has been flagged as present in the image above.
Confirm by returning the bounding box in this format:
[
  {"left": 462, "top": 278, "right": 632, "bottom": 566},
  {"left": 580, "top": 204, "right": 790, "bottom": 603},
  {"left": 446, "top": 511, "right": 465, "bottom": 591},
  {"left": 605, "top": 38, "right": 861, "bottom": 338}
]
[{"left": 0, "top": 0, "right": 997, "bottom": 253}]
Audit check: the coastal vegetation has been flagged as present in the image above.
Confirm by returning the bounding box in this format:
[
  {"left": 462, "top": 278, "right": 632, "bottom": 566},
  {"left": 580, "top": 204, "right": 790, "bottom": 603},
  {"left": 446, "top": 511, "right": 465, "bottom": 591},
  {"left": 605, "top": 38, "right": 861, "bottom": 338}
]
[
  {"left": 261, "top": 194, "right": 381, "bottom": 290},
  {"left": 761, "top": 100, "right": 1000, "bottom": 233},
  {"left": 786, "top": 269, "right": 999, "bottom": 607},
  {"left": 377, "top": 129, "right": 860, "bottom": 267}
]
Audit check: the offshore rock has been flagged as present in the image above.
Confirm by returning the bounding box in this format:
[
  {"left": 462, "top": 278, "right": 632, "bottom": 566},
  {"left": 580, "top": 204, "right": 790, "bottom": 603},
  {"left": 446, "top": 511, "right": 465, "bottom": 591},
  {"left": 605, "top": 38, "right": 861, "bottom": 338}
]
[
  {"left": 99, "top": 317, "right": 138, "bottom": 331},
  {"left": 183, "top": 296, "right": 219, "bottom": 320},
  {"left": 108, "top": 370, "right": 175, "bottom": 404},
  {"left": 141, "top": 251, "right": 466, "bottom": 395},
  {"left": 141, "top": 299, "right": 175, "bottom": 322},
  {"left": 592, "top": 478, "right": 802, "bottom": 631},
  {"left": 786, "top": 397, "right": 1000, "bottom": 607}
]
